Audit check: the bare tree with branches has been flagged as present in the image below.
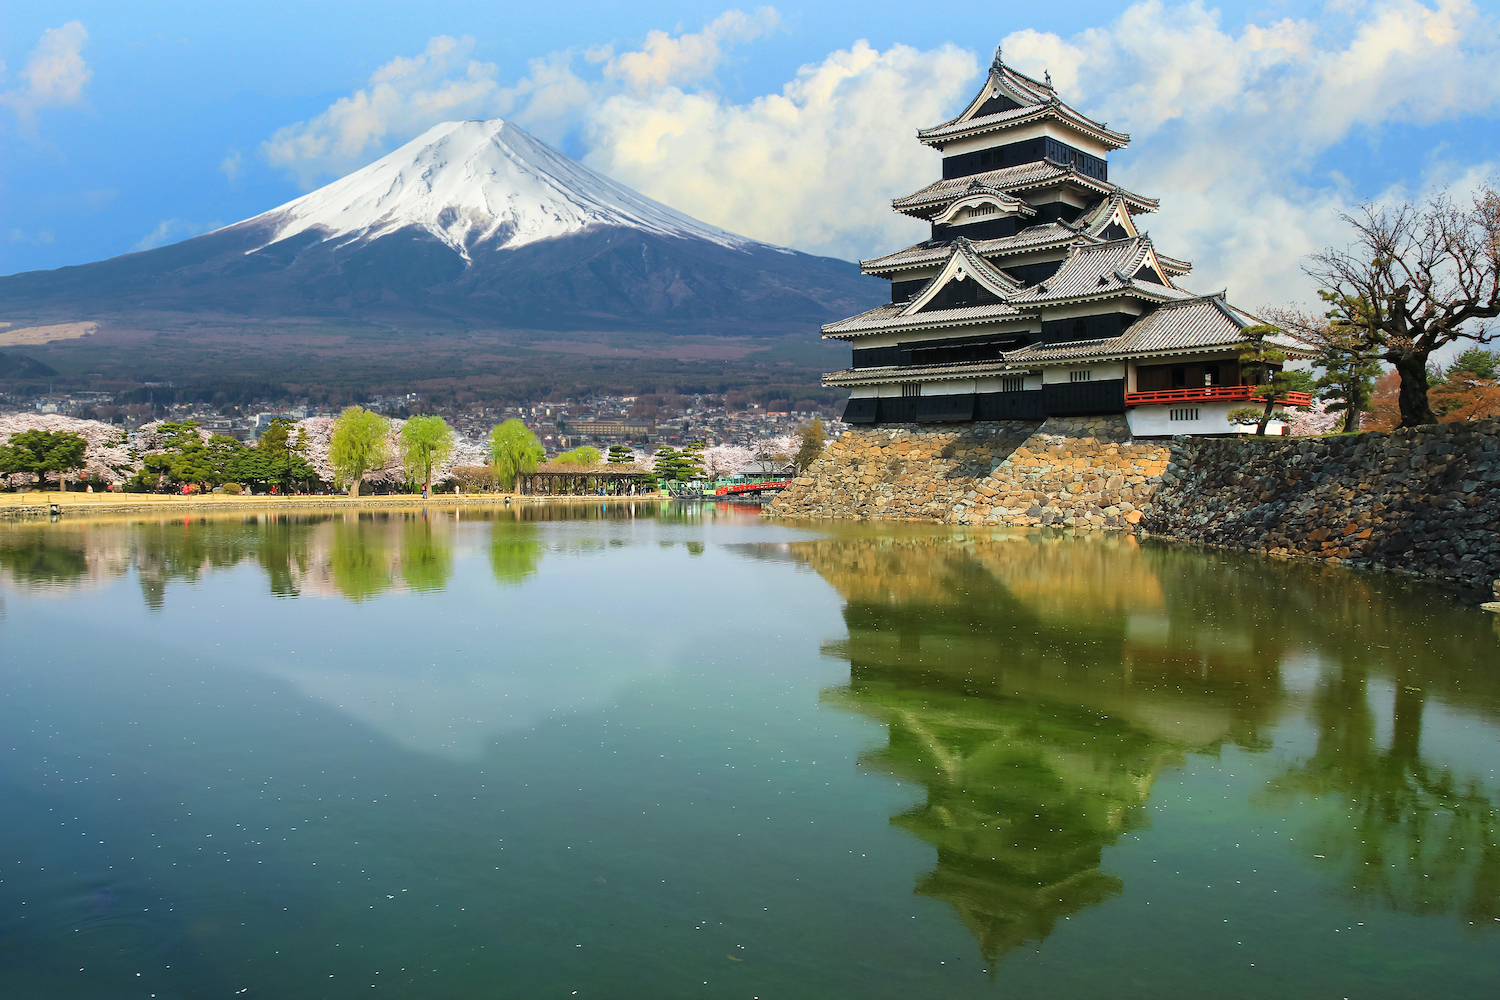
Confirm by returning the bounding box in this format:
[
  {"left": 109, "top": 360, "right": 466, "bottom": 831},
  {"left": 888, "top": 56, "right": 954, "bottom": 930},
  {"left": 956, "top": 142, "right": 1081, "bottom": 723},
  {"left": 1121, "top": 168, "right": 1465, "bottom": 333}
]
[{"left": 1301, "top": 185, "right": 1500, "bottom": 427}]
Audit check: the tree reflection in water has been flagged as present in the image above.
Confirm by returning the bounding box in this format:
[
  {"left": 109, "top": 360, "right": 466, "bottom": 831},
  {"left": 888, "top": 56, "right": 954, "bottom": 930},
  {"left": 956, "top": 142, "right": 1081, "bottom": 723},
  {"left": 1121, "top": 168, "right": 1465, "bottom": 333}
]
[
  {"left": 489, "top": 521, "right": 542, "bottom": 587},
  {"left": 0, "top": 502, "right": 673, "bottom": 608},
  {"left": 1263, "top": 660, "right": 1500, "bottom": 923},
  {"left": 792, "top": 528, "right": 1498, "bottom": 963}
]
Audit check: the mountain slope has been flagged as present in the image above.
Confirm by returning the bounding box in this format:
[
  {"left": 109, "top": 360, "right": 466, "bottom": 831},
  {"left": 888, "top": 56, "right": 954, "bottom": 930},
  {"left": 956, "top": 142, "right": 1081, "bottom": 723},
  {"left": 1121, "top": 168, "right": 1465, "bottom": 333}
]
[{"left": 0, "top": 119, "right": 884, "bottom": 334}]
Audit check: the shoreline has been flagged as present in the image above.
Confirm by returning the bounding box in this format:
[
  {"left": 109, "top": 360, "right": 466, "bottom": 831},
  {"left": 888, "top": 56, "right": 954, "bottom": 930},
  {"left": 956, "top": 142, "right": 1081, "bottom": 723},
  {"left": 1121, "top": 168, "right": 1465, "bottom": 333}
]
[{"left": 0, "top": 491, "right": 670, "bottom": 519}]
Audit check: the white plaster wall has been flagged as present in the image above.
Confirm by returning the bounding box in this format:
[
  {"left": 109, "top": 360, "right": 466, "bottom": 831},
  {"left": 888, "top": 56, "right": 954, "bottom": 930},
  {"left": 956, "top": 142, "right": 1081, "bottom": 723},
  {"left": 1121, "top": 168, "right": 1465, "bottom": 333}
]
[
  {"left": 1042, "top": 362, "right": 1125, "bottom": 383},
  {"left": 1127, "top": 402, "right": 1287, "bottom": 437},
  {"left": 921, "top": 381, "right": 974, "bottom": 396}
]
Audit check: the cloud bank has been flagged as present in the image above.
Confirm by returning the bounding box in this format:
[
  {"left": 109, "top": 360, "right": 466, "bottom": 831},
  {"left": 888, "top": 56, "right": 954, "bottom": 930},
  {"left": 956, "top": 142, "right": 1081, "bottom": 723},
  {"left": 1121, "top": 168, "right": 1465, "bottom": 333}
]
[
  {"left": 261, "top": 2, "right": 1500, "bottom": 310},
  {"left": 1, "top": 21, "right": 91, "bottom": 129}
]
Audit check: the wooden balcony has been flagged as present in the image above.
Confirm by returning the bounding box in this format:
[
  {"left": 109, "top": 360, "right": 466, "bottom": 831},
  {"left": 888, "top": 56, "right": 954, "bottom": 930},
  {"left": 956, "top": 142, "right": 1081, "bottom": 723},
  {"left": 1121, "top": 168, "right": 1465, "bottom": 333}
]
[{"left": 1125, "top": 385, "right": 1312, "bottom": 407}]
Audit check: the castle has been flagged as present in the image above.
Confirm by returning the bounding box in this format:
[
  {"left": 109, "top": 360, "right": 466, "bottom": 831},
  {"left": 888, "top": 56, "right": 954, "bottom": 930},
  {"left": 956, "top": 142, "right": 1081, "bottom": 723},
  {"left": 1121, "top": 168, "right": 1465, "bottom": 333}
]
[{"left": 823, "top": 50, "right": 1312, "bottom": 436}]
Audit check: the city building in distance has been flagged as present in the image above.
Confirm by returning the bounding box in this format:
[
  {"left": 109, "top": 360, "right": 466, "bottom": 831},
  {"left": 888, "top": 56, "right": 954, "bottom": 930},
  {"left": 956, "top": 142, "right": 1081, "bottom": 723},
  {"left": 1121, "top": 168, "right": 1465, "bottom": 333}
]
[{"left": 823, "top": 49, "right": 1314, "bottom": 436}]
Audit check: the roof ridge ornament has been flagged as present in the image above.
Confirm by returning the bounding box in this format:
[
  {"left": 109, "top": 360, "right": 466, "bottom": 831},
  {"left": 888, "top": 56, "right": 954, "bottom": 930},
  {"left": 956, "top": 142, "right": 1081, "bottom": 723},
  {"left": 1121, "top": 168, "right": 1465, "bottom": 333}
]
[{"left": 992, "top": 45, "right": 1003, "bottom": 73}]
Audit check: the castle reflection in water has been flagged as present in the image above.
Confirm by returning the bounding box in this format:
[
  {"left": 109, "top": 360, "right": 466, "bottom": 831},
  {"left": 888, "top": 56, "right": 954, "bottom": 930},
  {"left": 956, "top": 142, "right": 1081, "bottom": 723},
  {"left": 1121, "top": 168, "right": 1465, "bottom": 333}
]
[
  {"left": 777, "top": 530, "right": 1500, "bottom": 964},
  {"left": 2, "top": 513, "right": 1496, "bottom": 961}
]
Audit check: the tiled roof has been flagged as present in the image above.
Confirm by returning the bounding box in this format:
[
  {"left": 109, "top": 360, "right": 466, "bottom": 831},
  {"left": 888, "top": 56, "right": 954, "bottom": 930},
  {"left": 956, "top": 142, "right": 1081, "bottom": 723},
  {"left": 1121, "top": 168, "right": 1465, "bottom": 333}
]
[
  {"left": 1009, "top": 237, "right": 1193, "bottom": 307},
  {"left": 914, "top": 60, "right": 1129, "bottom": 149},
  {"left": 861, "top": 222, "right": 1083, "bottom": 273},
  {"left": 1154, "top": 252, "right": 1192, "bottom": 276},
  {"left": 893, "top": 162, "right": 1158, "bottom": 216},
  {"left": 917, "top": 101, "right": 1129, "bottom": 150},
  {"left": 931, "top": 184, "right": 1037, "bottom": 224},
  {"left": 824, "top": 359, "right": 1024, "bottom": 386},
  {"left": 820, "top": 299, "right": 1031, "bottom": 337},
  {"left": 1002, "top": 295, "right": 1319, "bottom": 365},
  {"left": 893, "top": 162, "right": 1069, "bottom": 211}
]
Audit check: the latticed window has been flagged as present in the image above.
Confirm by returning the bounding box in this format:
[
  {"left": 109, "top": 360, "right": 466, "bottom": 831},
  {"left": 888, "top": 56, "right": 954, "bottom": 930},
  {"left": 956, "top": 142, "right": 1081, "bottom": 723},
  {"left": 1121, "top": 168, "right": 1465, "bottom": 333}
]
[
  {"left": 1000, "top": 376, "right": 1025, "bottom": 392},
  {"left": 901, "top": 383, "right": 922, "bottom": 397},
  {"left": 1069, "top": 370, "right": 1092, "bottom": 382},
  {"left": 1169, "top": 408, "right": 1200, "bottom": 421}
]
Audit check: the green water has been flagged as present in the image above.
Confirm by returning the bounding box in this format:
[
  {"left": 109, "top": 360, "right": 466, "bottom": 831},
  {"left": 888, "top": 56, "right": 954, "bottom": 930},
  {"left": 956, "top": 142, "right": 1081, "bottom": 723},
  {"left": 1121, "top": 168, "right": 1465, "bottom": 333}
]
[{"left": 1, "top": 504, "right": 1496, "bottom": 998}]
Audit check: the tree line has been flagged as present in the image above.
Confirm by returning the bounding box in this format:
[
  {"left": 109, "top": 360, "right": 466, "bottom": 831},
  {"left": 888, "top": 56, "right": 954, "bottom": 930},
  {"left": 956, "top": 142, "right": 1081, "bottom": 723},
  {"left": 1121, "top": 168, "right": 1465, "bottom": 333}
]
[{"left": 2, "top": 406, "right": 836, "bottom": 495}]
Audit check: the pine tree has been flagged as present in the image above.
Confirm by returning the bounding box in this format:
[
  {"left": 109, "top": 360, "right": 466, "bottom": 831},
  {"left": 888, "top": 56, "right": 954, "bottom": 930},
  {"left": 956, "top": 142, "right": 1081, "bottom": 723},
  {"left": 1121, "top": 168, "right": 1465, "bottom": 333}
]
[
  {"left": 1310, "top": 299, "right": 1384, "bottom": 433},
  {"left": 1227, "top": 325, "right": 1316, "bottom": 435}
]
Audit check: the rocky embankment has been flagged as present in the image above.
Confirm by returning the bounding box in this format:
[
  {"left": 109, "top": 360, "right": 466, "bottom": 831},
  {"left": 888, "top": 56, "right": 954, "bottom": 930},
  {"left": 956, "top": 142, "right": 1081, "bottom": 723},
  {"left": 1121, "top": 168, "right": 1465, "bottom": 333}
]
[
  {"left": 766, "top": 421, "right": 1040, "bottom": 520},
  {"left": 769, "top": 416, "right": 1499, "bottom": 598},
  {"left": 948, "top": 417, "right": 1170, "bottom": 529},
  {"left": 1141, "top": 419, "right": 1500, "bottom": 597},
  {"left": 769, "top": 417, "right": 1170, "bottom": 530}
]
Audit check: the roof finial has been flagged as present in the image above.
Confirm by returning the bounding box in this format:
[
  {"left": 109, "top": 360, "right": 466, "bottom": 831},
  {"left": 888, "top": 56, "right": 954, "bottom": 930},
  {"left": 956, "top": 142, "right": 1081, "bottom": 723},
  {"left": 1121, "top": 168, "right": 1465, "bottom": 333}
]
[
  {"left": 992, "top": 45, "right": 1004, "bottom": 72},
  {"left": 1044, "top": 69, "right": 1053, "bottom": 88}
]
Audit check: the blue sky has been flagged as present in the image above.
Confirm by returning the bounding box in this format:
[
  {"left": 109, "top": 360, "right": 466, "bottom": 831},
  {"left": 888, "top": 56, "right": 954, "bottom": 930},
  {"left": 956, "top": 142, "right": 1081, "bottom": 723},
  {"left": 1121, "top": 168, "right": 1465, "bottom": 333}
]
[{"left": 4, "top": 0, "right": 1499, "bottom": 311}]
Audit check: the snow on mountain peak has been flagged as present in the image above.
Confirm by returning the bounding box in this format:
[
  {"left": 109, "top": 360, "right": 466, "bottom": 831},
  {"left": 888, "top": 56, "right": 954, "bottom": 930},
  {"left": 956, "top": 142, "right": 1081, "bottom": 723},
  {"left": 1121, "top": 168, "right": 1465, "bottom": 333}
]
[{"left": 242, "top": 119, "right": 759, "bottom": 258}]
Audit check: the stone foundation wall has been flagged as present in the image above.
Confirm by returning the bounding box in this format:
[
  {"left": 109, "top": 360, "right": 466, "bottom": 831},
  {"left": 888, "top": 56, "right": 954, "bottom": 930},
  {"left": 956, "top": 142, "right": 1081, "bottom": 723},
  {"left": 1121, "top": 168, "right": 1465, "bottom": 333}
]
[
  {"left": 948, "top": 417, "right": 1171, "bottom": 530},
  {"left": 768, "top": 414, "right": 1499, "bottom": 597},
  {"left": 1141, "top": 419, "right": 1500, "bottom": 596},
  {"left": 767, "top": 421, "right": 1040, "bottom": 521},
  {"left": 767, "top": 416, "right": 1170, "bottom": 529}
]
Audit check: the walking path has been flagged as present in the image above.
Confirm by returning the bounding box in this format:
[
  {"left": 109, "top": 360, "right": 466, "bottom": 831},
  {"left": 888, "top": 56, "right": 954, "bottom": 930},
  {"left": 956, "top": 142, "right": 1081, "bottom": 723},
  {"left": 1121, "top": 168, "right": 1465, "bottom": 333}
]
[{"left": 0, "top": 491, "right": 665, "bottom": 518}]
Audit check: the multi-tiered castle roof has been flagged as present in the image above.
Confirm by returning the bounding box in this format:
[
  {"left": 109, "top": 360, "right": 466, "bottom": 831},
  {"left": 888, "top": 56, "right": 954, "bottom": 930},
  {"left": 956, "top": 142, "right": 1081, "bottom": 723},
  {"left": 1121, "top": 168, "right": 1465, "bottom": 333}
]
[{"left": 824, "top": 49, "right": 1311, "bottom": 435}]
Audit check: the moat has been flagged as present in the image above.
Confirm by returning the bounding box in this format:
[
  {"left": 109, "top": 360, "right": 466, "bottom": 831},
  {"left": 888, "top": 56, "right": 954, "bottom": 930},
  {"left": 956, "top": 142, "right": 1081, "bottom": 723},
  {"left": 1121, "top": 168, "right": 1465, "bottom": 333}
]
[{"left": 1, "top": 504, "right": 1496, "bottom": 998}]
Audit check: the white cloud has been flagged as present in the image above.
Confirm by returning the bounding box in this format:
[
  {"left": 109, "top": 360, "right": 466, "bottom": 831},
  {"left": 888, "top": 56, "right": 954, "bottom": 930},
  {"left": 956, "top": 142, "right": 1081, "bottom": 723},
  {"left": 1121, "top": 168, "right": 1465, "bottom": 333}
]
[
  {"left": 134, "top": 219, "right": 215, "bottom": 252},
  {"left": 220, "top": 150, "right": 243, "bottom": 182},
  {"left": 604, "top": 7, "right": 779, "bottom": 91},
  {"left": 259, "top": 9, "right": 782, "bottom": 186},
  {"left": 263, "top": 35, "right": 505, "bottom": 188},
  {"left": 1, "top": 21, "right": 91, "bottom": 129},
  {"left": 583, "top": 40, "right": 975, "bottom": 259},
  {"left": 8, "top": 228, "right": 56, "bottom": 245}
]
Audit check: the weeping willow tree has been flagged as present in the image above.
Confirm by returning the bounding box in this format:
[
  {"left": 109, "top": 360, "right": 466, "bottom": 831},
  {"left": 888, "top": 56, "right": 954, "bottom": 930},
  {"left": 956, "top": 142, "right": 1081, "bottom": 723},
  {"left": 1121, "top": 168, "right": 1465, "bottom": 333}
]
[{"left": 329, "top": 406, "right": 391, "bottom": 498}]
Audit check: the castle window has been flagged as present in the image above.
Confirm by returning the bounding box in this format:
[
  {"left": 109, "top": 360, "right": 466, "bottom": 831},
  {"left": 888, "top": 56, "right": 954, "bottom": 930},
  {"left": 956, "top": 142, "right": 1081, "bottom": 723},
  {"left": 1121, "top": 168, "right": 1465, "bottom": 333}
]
[
  {"left": 1069, "top": 370, "right": 1092, "bottom": 382},
  {"left": 1000, "top": 376, "right": 1025, "bottom": 392},
  {"left": 1169, "top": 408, "right": 1200, "bottom": 421},
  {"left": 901, "top": 382, "right": 922, "bottom": 397}
]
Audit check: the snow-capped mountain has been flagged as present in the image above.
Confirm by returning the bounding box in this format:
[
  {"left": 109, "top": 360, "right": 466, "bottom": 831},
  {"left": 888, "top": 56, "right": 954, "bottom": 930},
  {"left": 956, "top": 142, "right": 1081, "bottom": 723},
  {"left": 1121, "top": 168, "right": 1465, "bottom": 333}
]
[
  {"left": 245, "top": 119, "right": 759, "bottom": 261},
  {"left": 0, "top": 118, "right": 879, "bottom": 335},
  {"left": 0, "top": 119, "right": 883, "bottom": 394}
]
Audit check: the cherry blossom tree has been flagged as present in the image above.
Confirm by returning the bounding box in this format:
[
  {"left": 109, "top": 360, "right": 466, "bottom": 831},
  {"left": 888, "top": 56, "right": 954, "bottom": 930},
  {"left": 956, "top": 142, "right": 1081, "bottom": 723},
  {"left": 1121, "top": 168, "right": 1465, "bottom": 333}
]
[
  {"left": 747, "top": 435, "right": 796, "bottom": 475},
  {"left": 1285, "top": 400, "right": 1343, "bottom": 437},
  {"left": 0, "top": 414, "right": 135, "bottom": 488},
  {"left": 702, "top": 444, "right": 755, "bottom": 479}
]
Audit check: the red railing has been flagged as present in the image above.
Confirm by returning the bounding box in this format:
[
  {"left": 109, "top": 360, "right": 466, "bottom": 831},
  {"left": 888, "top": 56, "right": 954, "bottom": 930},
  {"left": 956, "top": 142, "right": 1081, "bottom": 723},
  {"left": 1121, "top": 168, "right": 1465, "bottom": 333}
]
[
  {"left": 715, "top": 480, "right": 792, "bottom": 496},
  {"left": 1125, "top": 386, "right": 1313, "bottom": 407}
]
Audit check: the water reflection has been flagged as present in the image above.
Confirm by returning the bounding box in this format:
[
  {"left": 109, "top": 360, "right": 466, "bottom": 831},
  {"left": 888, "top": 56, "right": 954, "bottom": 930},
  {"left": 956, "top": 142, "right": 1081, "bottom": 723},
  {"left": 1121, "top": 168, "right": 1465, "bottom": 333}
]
[
  {"left": 490, "top": 523, "right": 542, "bottom": 587},
  {"left": 1263, "top": 660, "right": 1500, "bottom": 922},
  {"left": 790, "top": 529, "right": 1499, "bottom": 961},
  {"left": 0, "top": 503, "right": 669, "bottom": 608}
]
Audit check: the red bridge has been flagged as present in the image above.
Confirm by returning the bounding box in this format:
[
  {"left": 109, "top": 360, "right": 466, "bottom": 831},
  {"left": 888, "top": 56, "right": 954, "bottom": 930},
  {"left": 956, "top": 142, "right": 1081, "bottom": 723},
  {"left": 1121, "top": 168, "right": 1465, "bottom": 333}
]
[{"left": 715, "top": 480, "right": 792, "bottom": 496}]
